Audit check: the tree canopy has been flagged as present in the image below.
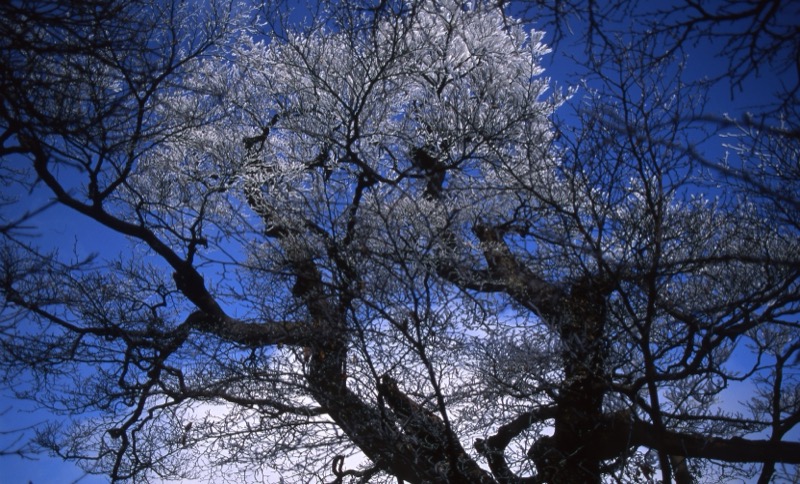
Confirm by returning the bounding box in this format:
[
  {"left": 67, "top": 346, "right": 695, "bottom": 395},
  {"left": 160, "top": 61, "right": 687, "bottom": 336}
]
[{"left": 1, "top": 0, "right": 798, "bottom": 482}]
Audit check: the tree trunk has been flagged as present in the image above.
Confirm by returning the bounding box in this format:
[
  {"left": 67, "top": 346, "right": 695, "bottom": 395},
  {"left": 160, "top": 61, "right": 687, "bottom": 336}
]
[{"left": 535, "top": 284, "right": 608, "bottom": 483}]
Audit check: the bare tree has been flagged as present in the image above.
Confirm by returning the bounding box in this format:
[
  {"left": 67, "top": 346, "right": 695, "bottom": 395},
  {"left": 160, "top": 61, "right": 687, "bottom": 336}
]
[
  {"left": 1, "top": 0, "right": 798, "bottom": 483},
  {"left": 515, "top": 1, "right": 800, "bottom": 482},
  {"left": 519, "top": 0, "right": 799, "bottom": 233}
]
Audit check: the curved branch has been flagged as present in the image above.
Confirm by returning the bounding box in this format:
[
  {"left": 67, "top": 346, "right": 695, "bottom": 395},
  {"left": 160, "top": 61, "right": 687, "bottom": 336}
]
[
  {"left": 474, "top": 406, "right": 557, "bottom": 484},
  {"left": 31, "top": 145, "right": 226, "bottom": 318}
]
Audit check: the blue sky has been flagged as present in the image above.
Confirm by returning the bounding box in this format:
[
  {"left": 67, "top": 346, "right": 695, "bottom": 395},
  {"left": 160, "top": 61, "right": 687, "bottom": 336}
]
[
  {"left": 1, "top": 0, "right": 797, "bottom": 483},
  {"left": 0, "top": 201, "right": 120, "bottom": 483}
]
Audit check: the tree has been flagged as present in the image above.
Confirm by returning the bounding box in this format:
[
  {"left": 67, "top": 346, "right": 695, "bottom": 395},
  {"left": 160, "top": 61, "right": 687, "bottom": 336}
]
[
  {"left": 1, "top": 0, "right": 798, "bottom": 483},
  {"left": 518, "top": 0, "right": 800, "bottom": 231},
  {"left": 515, "top": 2, "right": 800, "bottom": 480}
]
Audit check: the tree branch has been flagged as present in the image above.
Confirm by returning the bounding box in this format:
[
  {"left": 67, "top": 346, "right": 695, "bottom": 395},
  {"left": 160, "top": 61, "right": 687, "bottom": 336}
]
[
  {"left": 473, "top": 224, "right": 565, "bottom": 317},
  {"left": 475, "top": 407, "right": 557, "bottom": 484},
  {"left": 595, "top": 414, "right": 800, "bottom": 464}
]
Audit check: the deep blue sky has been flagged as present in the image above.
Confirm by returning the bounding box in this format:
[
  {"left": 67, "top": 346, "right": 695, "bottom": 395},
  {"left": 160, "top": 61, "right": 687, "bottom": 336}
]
[{"left": 1, "top": 0, "right": 796, "bottom": 482}]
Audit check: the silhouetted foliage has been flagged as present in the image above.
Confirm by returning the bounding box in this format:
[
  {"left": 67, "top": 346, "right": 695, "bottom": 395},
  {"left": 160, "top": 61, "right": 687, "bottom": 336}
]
[{"left": 1, "top": 1, "right": 798, "bottom": 482}]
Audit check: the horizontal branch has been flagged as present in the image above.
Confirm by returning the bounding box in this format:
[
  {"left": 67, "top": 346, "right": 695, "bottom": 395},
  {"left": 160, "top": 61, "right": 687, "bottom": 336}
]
[
  {"left": 631, "top": 421, "right": 800, "bottom": 464},
  {"left": 479, "top": 409, "right": 800, "bottom": 484},
  {"left": 591, "top": 413, "right": 800, "bottom": 465},
  {"left": 182, "top": 310, "right": 312, "bottom": 348}
]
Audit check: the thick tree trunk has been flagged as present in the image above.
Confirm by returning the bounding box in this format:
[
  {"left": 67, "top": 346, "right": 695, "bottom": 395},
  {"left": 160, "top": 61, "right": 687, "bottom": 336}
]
[
  {"left": 532, "top": 365, "right": 605, "bottom": 482},
  {"left": 533, "top": 283, "right": 608, "bottom": 483}
]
